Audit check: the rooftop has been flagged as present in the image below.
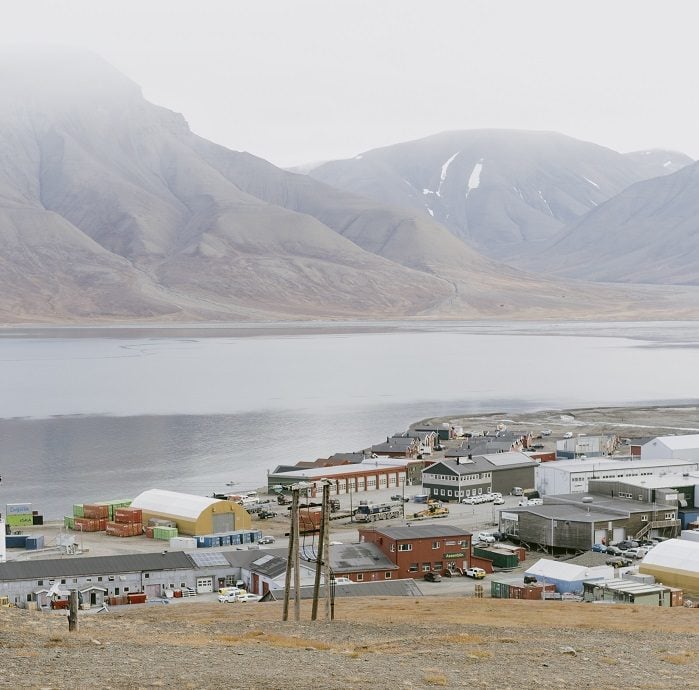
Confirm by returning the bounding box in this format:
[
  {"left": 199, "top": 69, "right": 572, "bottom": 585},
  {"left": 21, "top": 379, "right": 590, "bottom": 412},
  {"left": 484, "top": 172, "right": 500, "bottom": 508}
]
[
  {"left": 646, "top": 434, "right": 699, "bottom": 450},
  {"left": 360, "top": 524, "right": 471, "bottom": 540},
  {"left": 540, "top": 458, "right": 698, "bottom": 474}
]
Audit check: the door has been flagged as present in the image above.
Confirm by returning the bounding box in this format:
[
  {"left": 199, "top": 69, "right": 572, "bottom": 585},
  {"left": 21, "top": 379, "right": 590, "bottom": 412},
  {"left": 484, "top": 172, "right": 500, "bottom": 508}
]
[
  {"left": 146, "top": 583, "right": 162, "bottom": 598},
  {"left": 196, "top": 577, "right": 214, "bottom": 594},
  {"left": 612, "top": 528, "right": 625, "bottom": 544},
  {"left": 212, "top": 513, "right": 234, "bottom": 534}
]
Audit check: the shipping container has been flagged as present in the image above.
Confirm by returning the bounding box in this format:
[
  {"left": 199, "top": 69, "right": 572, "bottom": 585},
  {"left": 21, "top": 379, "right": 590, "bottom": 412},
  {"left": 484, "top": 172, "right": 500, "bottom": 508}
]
[
  {"left": 63, "top": 516, "right": 75, "bottom": 530},
  {"left": 170, "top": 537, "right": 197, "bottom": 550},
  {"left": 72, "top": 517, "right": 101, "bottom": 532},
  {"left": 6, "top": 514, "right": 33, "bottom": 527},
  {"left": 6, "top": 502, "right": 32, "bottom": 515},
  {"left": 153, "top": 526, "right": 178, "bottom": 540},
  {"left": 473, "top": 546, "right": 519, "bottom": 569},
  {"left": 73, "top": 504, "right": 84, "bottom": 518},
  {"left": 82, "top": 504, "right": 109, "bottom": 520},
  {"left": 32, "top": 514, "right": 44, "bottom": 526},
  {"left": 25, "top": 535, "right": 45, "bottom": 550},
  {"left": 115, "top": 508, "right": 143, "bottom": 524},
  {"left": 127, "top": 592, "right": 147, "bottom": 604},
  {"left": 5, "top": 535, "right": 28, "bottom": 548}
]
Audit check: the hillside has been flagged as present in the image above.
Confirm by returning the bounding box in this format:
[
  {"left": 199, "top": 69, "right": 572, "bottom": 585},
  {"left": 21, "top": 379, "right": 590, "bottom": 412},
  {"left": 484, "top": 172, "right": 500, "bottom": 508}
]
[
  {"left": 2, "top": 597, "right": 697, "bottom": 688},
  {"left": 541, "top": 161, "right": 699, "bottom": 284},
  {"left": 2, "top": 50, "right": 699, "bottom": 322},
  {"left": 307, "top": 129, "right": 671, "bottom": 260}
]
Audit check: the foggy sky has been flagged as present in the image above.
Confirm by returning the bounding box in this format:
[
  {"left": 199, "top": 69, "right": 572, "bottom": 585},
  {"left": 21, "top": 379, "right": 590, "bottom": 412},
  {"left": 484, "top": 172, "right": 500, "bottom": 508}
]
[{"left": 2, "top": 0, "right": 698, "bottom": 167}]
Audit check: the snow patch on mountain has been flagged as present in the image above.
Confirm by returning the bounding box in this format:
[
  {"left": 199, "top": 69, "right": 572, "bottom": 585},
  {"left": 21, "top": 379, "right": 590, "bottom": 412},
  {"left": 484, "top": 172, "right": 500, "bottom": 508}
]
[
  {"left": 583, "top": 176, "right": 600, "bottom": 189},
  {"left": 465, "top": 160, "right": 483, "bottom": 199},
  {"left": 437, "top": 152, "right": 459, "bottom": 197},
  {"left": 538, "top": 190, "right": 553, "bottom": 216}
]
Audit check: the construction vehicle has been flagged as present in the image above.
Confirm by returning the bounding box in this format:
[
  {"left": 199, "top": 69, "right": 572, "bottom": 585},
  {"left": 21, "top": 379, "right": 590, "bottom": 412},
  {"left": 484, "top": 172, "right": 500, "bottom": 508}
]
[
  {"left": 411, "top": 501, "right": 449, "bottom": 520},
  {"left": 256, "top": 509, "right": 277, "bottom": 520},
  {"left": 329, "top": 498, "right": 341, "bottom": 513},
  {"left": 354, "top": 502, "right": 401, "bottom": 523}
]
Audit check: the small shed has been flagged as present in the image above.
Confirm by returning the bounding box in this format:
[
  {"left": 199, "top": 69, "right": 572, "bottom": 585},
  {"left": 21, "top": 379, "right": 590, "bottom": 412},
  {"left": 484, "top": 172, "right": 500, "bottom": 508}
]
[
  {"left": 524, "top": 558, "right": 613, "bottom": 594},
  {"left": 130, "top": 489, "right": 251, "bottom": 536}
]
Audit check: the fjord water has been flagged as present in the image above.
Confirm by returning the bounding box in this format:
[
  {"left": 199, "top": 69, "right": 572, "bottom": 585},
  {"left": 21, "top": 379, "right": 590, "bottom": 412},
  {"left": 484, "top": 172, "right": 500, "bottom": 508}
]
[{"left": 1, "top": 321, "right": 698, "bottom": 518}]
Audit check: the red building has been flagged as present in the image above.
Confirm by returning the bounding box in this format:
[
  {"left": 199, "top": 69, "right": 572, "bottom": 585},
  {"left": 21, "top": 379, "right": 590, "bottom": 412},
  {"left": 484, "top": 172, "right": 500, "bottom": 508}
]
[{"left": 358, "top": 524, "right": 472, "bottom": 578}]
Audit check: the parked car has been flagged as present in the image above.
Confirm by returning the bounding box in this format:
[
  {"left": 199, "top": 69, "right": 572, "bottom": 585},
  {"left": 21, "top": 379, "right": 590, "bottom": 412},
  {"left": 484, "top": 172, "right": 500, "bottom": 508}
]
[
  {"left": 563, "top": 432, "right": 573, "bottom": 438},
  {"left": 606, "top": 556, "right": 633, "bottom": 568},
  {"left": 218, "top": 586, "right": 243, "bottom": 597},
  {"left": 218, "top": 592, "right": 240, "bottom": 603},
  {"left": 493, "top": 497, "right": 505, "bottom": 505},
  {"left": 542, "top": 429, "right": 552, "bottom": 436},
  {"left": 461, "top": 496, "right": 477, "bottom": 505},
  {"left": 258, "top": 535, "right": 275, "bottom": 544},
  {"left": 424, "top": 571, "right": 442, "bottom": 582},
  {"left": 616, "top": 540, "right": 640, "bottom": 550},
  {"left": 465, "top": 567, "right": 486, "bottom": 579},
  {"left": 332, "top": 577, "right": 353, "bottom": 585},
  {"left": 235, "top": 593, "right": 261, "bottom": 603},
  {"left": 605, "top": 546, "right": 623, "bottom": 556},
  {"left": 624, "top": 547, "right": 648, "bottom": 559},
  {"left": 475, "top": 532, "right": 496, "bottom": 544},
  {"left": 591, "top": 543, "right": 607, "bottom": 552}
]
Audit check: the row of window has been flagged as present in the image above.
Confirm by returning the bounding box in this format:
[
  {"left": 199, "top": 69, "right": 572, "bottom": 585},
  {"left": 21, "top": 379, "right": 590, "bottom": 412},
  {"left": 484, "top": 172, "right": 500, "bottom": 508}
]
[
  {"left": 408, "top": 563, "right": 446, "bottom": 572},
  {"left": 428, "top": 473, "right": 491, "bottom": 482},
  {"left": 430, "top": 487, "right": 491, "bottom": 498},
  {"left": 392, "top": 539, "right": 468, "bottom": 552}
]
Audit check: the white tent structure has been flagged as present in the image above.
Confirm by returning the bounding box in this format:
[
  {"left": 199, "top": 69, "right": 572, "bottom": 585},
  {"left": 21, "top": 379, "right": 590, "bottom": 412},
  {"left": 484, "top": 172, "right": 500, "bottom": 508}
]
[
  {"left": 524, "top": 558, "right": 613, "bottom": 593},
  {"left": 640, "top": 538, "right": 699, "bottom": 593}
]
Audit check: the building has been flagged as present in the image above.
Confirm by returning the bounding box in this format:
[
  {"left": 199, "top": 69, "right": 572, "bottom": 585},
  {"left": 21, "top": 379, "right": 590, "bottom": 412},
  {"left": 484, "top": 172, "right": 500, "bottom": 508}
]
[
  {"left": 524, "top": 558, "right": 613, "bottom": 594},
  {"left": 641, "top": 434, "right": 699, "bottom": 461},
  {"left": 358, "top": 524, "right": 471, "bottom": 577},
  {"left": 583, "top": 579, "right": 683, "bottom": 606},
  {"left": 536, "top": 458, "right": 699, "bottom": 495},
  {"left": 260, "top": 579, "right": 423, "bottom": 601},
  {"left": 329, "top": 542, "right": 398, "bottom": 582},
  {"left": 422, "top": 452, "right": 537, "bottom": 502},
  {"left": 639, "top": 538, "right": 699, "bottom": 596},
  {"left": 268, "top": 458, "right": 414, "bottom": 495},
  {"left": 370, "top": 436, "right": 420, "bottom": 458},
  {"left": 130, "top": 489, "right": 251, "bottom": 536},
  {"left": 555, "top": 434, "right": 618, "bottom": 459},
  {"left": 499, "top": 492, "right": 680, "bottom": 551}
]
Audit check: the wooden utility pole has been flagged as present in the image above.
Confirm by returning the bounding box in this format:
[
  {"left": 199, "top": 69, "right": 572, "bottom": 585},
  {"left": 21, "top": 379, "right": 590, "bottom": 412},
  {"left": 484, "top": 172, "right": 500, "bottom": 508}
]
[
  {"left": 68, "top": 590, "right": 79, "bottom": 632},
  {"left": 282, "top": 486, "right": 301, "bottom": 621},
  {"left": 311, "top": 482, "right": 325, "bottom": 621},
  {"left": 293, "top": 487, "right": 301, "bottom": 622},
  {"left": 322, "top": 483, "right": 332, "bottom": 620}
]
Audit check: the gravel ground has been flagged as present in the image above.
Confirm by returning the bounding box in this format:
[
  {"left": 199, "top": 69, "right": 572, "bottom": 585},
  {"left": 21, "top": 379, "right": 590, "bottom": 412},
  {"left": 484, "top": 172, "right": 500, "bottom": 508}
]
[{"left": 2, "top": 596, "right": 698, "bottom": 689}]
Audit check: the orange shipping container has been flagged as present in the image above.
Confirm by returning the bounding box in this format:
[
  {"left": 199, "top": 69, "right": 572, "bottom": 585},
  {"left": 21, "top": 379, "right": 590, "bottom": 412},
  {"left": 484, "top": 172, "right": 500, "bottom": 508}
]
[
  {"left": 115, "top": 508, "right": 143, "bottom": 524},
  {"left": 73, "top": 517, "right": 101, "bottom": 532}
]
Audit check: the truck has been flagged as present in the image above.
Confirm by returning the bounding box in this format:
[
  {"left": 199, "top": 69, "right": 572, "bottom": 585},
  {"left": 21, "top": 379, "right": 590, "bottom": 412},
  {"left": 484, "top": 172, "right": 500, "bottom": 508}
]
[
  {"left": 329, "top": 498, "right": 341, "bottom": 513},
  {"left": 353, "top": 502, "right": 401, "bottom": 523}
]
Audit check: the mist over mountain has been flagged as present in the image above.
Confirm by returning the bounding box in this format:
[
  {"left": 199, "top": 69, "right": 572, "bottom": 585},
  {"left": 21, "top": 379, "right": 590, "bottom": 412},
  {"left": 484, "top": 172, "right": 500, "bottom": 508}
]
[
  {"left": 1, "top": 49, "right": 698, "bottom": 322},
  {"left": 307, "top": 130, "right": 691, "bottom": 261}
]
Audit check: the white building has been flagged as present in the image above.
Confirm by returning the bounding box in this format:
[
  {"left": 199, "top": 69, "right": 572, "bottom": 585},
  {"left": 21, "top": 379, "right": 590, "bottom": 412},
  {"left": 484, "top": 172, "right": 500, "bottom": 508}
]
[
  {"left": 641, "top": 435, "right": 699, "bottom": 461},
  {"left": 537, "top": 458, "right": 699, "bottom": 495}
]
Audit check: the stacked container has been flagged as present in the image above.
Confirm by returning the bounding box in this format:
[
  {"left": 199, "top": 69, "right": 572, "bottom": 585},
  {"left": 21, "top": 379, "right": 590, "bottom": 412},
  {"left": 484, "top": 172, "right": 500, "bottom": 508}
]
[
  {"left": 105, "top": 507, "right": 143, "bottom": 538},
  {"left": 153, "top": 526, "right": 178, "bottom": 541},
  {"left": 5, "top": 503, "right": 34, "bottom": 528}
]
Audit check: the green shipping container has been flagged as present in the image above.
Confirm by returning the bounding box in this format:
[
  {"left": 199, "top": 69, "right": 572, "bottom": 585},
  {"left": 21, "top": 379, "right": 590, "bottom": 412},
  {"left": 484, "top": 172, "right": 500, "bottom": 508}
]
[
  {"left": 73, "top": 504, "right": 84, "bottom": 518},
  {"left": 6, "top": 514, "right": 33, "bottom": 526},
  {"left": 153, "top": 526, "right": 178, "bottom": 540},
  {"left": 473, "top": 547, "right": 519, "bottom": 569},
  {"left": 64, "top": 515, "right": 75, "bottom": 529},
  {"left": 490, "top": 580, "right": 510, "bottom": 599}
]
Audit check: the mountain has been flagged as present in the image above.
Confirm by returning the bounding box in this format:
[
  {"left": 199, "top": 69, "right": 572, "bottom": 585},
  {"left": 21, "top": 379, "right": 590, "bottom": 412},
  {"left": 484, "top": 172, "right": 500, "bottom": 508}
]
[
  {"left": 1, "top": 49, "right": 698, "bottom": 322},
  {"left": 624, "top": 149, "right": 693, "bottom": 179},
  {"left": 307, "top": 130, "right": 689, "bottom": 260},
  {"left": 540, "top": 161, "right": 699, "bottom": 284}
]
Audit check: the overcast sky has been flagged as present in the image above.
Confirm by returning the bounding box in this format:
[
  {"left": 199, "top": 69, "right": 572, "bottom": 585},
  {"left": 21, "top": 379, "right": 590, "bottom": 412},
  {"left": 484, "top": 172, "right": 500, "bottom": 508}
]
[{"left": 3, "top": 0, "right": 699, "bottom": 167}]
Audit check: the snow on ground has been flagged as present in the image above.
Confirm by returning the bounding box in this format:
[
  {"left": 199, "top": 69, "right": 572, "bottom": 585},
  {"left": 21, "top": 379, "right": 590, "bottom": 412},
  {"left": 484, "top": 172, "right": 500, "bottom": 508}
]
[
  {"left": 436, "top": 152, "right": 459, "bottom": 196},
  {"left": 538, "top": 189, "right": 553, "bottom": 215},
  {"left": 426, "top": 206, "right": 434, "bottom": 216},
  {"left": 465, "top": 159, "right": 483, "bottom": 199}
]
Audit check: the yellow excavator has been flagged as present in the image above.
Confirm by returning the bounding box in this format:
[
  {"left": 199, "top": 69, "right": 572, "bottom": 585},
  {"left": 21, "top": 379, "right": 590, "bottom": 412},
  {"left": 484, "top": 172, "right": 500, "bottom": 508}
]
[{"left": 412, "top": 500, "right": 450, "bottom": 520}]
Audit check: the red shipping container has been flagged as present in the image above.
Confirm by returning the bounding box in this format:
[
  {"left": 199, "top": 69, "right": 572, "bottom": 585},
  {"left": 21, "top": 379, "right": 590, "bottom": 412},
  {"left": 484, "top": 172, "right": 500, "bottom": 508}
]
[
  {"left": 145, "top": 526, "right": 154, "bottom": 538},
  {"left": 99, "top": 518, "right": 107, "bottom": 531},
  {"left": 127, "top": 593, "right": 147, "bottom": 604},
  {"left": 83, "top": 504, "right": 109, "bottom": 519},
  {"left": 73, "top": 517, "right": 101, "bottom": 532},
  {"left": 115, "top": 508, "right": 143, "bottom": 524}
]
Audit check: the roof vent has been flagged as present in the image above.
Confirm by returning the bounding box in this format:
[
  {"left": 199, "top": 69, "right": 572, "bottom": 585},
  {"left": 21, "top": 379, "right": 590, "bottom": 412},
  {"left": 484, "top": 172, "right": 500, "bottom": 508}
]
[{"left": 581, "top": 496, "right": 594, "bottom": 504}]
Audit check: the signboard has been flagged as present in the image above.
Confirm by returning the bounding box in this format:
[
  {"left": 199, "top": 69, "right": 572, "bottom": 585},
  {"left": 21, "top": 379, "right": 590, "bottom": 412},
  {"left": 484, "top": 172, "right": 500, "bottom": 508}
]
[
  {"left": 444, "top": 551, "right": 465, "bottom": 559},
  {"left": 501, "top": 512, "right": 519, "bottom": 522}
]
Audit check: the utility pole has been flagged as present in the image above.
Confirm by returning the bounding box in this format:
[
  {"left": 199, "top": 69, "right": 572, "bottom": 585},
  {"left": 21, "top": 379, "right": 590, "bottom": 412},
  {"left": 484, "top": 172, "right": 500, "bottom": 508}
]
[
  {"left": 68, "top": 589, "right": 79, "bottom": 632},
  {"left": 311, "top": 481, "right": 325, "bottom": 621},
  {"left": 322, "top": 482, "right": 332, "bottom": 620},
  {"left": 283, "top": 485, "right": 301, "bottom": 621}
]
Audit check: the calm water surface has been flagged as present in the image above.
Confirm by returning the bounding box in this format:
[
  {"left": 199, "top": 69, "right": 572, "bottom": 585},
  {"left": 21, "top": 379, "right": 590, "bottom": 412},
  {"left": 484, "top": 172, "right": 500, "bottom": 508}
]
[{"left": 1, "top": 321, "right": 698, "bottom": 518}]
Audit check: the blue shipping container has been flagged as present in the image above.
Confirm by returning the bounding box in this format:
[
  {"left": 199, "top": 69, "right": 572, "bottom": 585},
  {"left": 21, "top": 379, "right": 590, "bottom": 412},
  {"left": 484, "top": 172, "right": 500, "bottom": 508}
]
[{"left": 6, "top": 535, "right": 27, "bottom": 548}]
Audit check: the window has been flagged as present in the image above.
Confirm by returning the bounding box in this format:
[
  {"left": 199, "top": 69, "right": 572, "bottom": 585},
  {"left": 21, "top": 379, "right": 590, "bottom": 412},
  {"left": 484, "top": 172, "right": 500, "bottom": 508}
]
[
  {"left": 180, "top": 582, "right": 186, "bottom": 588},
  {"left": 459, "top": 540, "right": 468, "bottom": 548},
  {"left": 433, "top": 563, "right": 443, "bottom": 571},
  {"left": 447, "top": 490, "right": 452, "bottom": 497},
  {"left": 641, "top": 514, "right": 648, "bottom": 522},
  {"left": 390, "top": 544, "right": 395, "bottom": 552},
  {"left": 665, "top": 512, "right": 675, "bottom": 520},
  {"left": 37, "top": 580, "right": 43, "bottom": 586},
  {"left": 98, "top": 577, "right": 103, "bottom": 582},
  {"left": 61, "top": 579, "right": 66, "bottom": 585},
  {"left": 445, "top": 540, "right": 456, "bottom": 546},
  {"left": 144, "top": 573, "right": 150, "bottom": 579},
  {"left": 440, "top": 489, "right": 445, "bottom": 496},
  {"left": 124, "top": 587, "right": 130, "bottom": 593},
  {"left": 422, "top": 564, "right": 431, "bottom": 572},
  {"left": 398, "top": 543, "right": 412, "bottom": 552},
  {"left": 356, "top": 573, "right": 364, "bottom": 581},
  {"left": 73, "top": 579, "right": 78, "bottom": 584},
  {"left": 408, "top": 563, "right": 418, "bottom": 572},
  {"left": 384, "top": 572, "right": 392, "bottom": 579},
  {"left": 432, "top": 541, "right": 440, "bottom": 550},
  {"left": 108, "top": 576, "right": 115, "bottom": 582},
  {"left": 115, "top": 588, "right": 120, "bottom": 595}
]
